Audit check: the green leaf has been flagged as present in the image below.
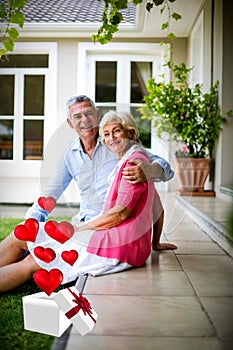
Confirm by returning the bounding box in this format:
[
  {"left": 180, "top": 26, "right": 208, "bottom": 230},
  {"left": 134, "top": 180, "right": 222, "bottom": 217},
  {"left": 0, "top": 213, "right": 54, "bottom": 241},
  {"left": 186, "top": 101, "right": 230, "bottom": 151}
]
[
  {"left": 9, "top": 10, "right": 25, "bottom": 28},
  {"left": 3, "top": 38, "right": 14, "bottom": 52},
  {"left": 116, "top": 0, "right": 128, "bottom": 9},
  {"left": 160, "top": 5, "right": 165, "bottom": 14},
  {"left": 10, "top": 0, "right": 28, "bottom": 10},
  {"left": 132, "top": 0, "right": 143, "bottom": 4},
  {"left": 0, "top": 48, "right": 7, "bottom": 57},
  {"left": 91, "top": 34, "right": 98, "bottom": 44},
  {"left": 146, "top": 3, "right": 154, "bottom": 12},
  {"left": 226, "top": 110, "right": 233, "bottom": 116},
  {"left": 167, "top": 32, "right": 176, "bottom": 40},
  {"left": 0, "top": 3, "right": 7, "bottom": 18},
  {"left": 172, "top": 12, "right": 182, "bottom": 21},
  {"left": 111, "top": 12, "right": 123, "bottom": 25},
  {"left": 153, "top": 0, "right": 165, "bottom": 6},
  {"left": 7, "top": 27, "right": 19, "bottom": 40},
  {"left": 161, "top": 22, "right": 169, "bottom": 30}
]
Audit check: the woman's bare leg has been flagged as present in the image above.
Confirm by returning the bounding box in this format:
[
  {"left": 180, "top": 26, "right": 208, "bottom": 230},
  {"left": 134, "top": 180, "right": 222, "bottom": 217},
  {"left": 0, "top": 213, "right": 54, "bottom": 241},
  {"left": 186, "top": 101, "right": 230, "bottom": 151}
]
[
  {"left": 152, "top": 197, "right": 177, "bottom": 250},
  {"left": 0, "top": 231, "right": 28, "bottom": 267},
  {"left": 0, "top": 254, "right": 40, "bottom": 292}
]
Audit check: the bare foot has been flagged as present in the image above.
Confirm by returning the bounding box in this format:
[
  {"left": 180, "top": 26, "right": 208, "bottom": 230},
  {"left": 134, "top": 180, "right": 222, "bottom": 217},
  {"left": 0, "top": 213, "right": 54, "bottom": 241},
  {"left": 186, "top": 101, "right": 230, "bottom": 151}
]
[{"left": 152, "top": 242, "right": 177, "bottom": 251}]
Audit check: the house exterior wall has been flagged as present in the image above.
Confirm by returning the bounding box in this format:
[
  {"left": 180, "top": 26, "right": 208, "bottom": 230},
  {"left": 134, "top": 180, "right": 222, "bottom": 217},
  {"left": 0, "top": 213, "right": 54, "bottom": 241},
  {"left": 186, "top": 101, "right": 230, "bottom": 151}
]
[
  {"left": 218, "top": 0, "right": 233, "bottom": 197},
  {"left": 0, "top": 42, "right": 59, "bottom": 203},
  {"left": 0, "top": 37, "right": 187, "bottom": 204},
  {"left": 187, "top": 0, "right": 213, "bottom": 191},
  {"left": 1, "top": 0, "right": 231, "bottom": 205},
  {"left": 166, "top": 38, "right": 188, "bottom": 193},
  {"left": 186, "top": 0, "right": 233, "bottom": 200},
  {"left": 212, "top": 0, "right": 233, "bottom": 200}
]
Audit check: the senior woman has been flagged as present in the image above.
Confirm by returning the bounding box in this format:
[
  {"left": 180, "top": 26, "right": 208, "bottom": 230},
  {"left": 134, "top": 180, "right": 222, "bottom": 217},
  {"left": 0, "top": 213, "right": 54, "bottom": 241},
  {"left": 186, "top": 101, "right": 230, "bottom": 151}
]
[{"left": 0, "top": 111, "right": 158, "bottom": 291}]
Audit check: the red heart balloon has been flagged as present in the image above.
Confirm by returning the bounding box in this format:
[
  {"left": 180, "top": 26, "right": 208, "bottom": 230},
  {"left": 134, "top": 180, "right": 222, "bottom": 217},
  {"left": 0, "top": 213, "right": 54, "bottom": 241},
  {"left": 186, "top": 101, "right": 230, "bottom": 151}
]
[
  {"left": 38, "top": 196, "right": 56, "bottom": 213},
  {"left": 34, "top": 268, "right": 63, "bottom": 296},
  {"left": 34, "top": 246, "right": 56, "bottom": 263},
  {"left": 14, "top": 218, "right": 39, "bottom": 242},
  {"left": 61, "top": 250, "right": 79, "bottom": 266},
  {"left": 44, "top": 219, "right": 58, "bottom": 231},
  {"left": 45, "top": 220, "right": 74, "bottom": 244}
]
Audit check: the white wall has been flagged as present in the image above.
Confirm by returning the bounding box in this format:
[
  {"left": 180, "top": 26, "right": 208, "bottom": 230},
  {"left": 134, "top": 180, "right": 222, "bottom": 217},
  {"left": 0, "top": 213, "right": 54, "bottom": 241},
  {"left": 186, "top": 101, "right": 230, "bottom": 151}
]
[
  {"left": 0, "top": 37, "right": 188, "bottom": 203},
  {"left": 213, "top": 0, "right": 233, "bottom": 200}
]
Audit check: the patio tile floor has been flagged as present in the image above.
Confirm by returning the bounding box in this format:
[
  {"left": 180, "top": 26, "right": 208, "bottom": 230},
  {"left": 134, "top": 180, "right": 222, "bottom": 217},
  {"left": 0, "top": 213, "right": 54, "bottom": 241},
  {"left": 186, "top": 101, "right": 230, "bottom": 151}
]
[
  {"left": 63, "top": 193, "right": 233, "bottom": 350},
  {"left": 1, "top": 192, "right": 232, "bottom": 350}
]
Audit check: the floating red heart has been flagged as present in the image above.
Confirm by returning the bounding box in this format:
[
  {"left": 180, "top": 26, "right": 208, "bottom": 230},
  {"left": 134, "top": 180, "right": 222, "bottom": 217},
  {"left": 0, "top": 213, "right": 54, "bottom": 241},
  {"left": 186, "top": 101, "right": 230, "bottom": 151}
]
[
  {"left": 38, "top": 196, "right": 56, "bottom": 213},
  {"left": 61, "top": 250, "right": 79, "bottom": 266},
  {"left": 44, "top": 219, "right": 58, "bottom": 232},
  {"left": 34, "top": 268, "right": 63, "bottom": 296},
  {"left": 34, "top": 246, "right": 56, "bottom": 263},
  {"left": 14, "top": 218, "right": 39, "bottom": 242},
  {"left": 44, "top": 220, "right": 74, "bottom": 244}
]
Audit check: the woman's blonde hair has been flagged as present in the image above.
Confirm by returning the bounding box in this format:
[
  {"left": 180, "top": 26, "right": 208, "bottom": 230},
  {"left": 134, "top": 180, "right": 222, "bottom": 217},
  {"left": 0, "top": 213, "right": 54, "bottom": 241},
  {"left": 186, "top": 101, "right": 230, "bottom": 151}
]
[{"left": 99, "top": 110, "right": 141, "bottom": 144}]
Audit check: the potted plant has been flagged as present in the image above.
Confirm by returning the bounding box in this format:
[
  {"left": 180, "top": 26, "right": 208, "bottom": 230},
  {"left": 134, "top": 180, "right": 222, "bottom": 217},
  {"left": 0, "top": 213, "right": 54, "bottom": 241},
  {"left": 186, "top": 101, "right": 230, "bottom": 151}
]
[{"left": 140, "top": 61, "right": 232, "bottom": 195}]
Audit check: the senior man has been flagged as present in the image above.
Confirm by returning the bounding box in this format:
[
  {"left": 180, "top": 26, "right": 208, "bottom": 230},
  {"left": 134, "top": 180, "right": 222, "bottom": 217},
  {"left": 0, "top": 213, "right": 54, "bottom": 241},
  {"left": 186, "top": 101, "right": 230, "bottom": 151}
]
[{"left": 26, "top": 95, "right": 176, "bottom": 250}]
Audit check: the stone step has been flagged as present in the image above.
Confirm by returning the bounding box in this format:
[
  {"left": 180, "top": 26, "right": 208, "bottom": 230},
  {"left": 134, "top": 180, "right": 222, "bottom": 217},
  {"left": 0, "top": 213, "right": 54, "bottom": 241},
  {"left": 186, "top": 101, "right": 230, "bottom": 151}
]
[{"left": 176, "top": 194, "right": 233, "bottom": 257}]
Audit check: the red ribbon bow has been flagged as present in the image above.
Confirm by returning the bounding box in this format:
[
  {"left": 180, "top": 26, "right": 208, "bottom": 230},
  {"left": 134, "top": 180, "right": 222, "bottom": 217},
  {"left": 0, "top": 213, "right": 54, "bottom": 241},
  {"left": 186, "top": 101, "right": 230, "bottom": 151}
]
[{"left": 65, "top": 288, "right": 96, "bottom": 324}]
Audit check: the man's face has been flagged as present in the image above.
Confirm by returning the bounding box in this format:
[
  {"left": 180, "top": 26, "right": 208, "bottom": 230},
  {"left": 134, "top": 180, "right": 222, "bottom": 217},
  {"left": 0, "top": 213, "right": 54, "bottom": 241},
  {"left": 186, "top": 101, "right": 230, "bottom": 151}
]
[{"left": 67, "top": 100, "right": 99, "bottom": 141}]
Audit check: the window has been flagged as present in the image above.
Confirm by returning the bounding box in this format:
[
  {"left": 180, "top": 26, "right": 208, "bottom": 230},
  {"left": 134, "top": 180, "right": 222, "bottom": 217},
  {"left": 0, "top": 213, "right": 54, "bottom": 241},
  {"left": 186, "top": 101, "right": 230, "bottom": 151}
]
[
  {"left": 0, "top": 75, "right": 14, "bottom": 159},
  {"left": 190, "top": 11, "right": 204, "bottom": 86},
  {"left": 0, "top": 43, "right": 57, "bottom": 189},
  {"left": 0, "top": 45, "right": 56, "bottom": 163},
  {"left": 130, "top": 61, "right": 152, "bottom": 148},
  {"left": 94, "top": 59, "right": 153, "bottom": 147},
  {"left": 79, "top": 43, "right": 169, "bottom": 149},
  {"left": 0, "top": 54, "right": 48, "bottom": 68},
  {"left": 95, "top": 61, "right": 117, "bottom": 103}
]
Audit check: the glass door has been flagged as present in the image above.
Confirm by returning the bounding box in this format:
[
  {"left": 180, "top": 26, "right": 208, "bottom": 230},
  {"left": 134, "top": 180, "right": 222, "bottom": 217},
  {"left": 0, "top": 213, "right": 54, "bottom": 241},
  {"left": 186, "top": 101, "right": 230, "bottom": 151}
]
[{"left": 87, "top": 54, "right": 156, "bottom": 148}]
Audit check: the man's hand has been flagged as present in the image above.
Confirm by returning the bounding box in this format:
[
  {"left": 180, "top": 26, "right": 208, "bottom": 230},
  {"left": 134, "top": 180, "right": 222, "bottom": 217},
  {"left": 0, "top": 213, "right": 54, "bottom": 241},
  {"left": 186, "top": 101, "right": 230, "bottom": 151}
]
[{"left": 122, "top": 159, "right": 163, "bottom": 184}]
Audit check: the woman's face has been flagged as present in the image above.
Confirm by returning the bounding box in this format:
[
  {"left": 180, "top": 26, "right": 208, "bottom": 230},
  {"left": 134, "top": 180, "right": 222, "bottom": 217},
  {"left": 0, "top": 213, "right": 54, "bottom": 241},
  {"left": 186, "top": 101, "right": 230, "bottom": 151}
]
[{"left": 103, "top": 123, "right": 131, "bottom": 158}]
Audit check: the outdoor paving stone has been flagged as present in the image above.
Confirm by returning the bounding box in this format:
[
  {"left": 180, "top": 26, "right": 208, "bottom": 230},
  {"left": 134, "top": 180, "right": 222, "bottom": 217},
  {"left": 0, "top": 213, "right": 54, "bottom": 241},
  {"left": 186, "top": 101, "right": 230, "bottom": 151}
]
[
  {"left": 66, "top": 335, "right": 223, "bottom": 350},
  {"left": 164, "top": 209, "right": 194, "bottom": 228},
  {"left": 84, "top": 270, "right": 194, "bottom": 297},
  {"left": 71, "top": 295, "right": 215, "bottom": 337},
  {"left": 177, "top": 255, "right": 233, "bottom": 271},
  {"left": 200, "top": 297, "right": 233, "bottom": 340},
  {"left": 148, "top": 250, "right": 182, "bottom": 271},
  {"left": 174, "top": 241, "right": 226, "bottom": 255},
  {"left": 164, "top": 223, "right": 212, "bottom": 242},
  {"left": 185, "top": 270, "right": 233, "bottom": 297}
]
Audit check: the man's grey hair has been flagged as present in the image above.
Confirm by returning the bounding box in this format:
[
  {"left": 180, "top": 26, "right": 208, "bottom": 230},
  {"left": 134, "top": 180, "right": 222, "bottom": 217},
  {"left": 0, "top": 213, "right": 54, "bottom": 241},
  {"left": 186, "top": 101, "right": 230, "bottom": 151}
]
[{"left": 66, "top": 95, "right": 96, "bottom": 119}]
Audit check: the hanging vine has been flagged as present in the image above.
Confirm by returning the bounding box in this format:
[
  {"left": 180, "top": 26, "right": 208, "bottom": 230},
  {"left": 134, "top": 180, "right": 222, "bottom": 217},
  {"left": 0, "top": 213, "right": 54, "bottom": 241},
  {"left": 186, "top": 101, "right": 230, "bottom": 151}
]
[
  {"left": 0, "top": 0, "right": 28, "bottom": 59},
  {"left": 92, "top": 0, "right": 181, "bottom": 44},
  {"left": 0, "top": 0, "right": 182, "bottom": 60}
]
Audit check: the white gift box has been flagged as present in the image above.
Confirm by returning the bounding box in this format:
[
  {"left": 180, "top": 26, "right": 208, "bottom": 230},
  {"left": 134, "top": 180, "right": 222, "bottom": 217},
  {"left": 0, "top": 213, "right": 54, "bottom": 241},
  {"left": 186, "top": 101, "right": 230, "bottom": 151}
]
[
  {"left": 54, "top": 286, "right": 98, "bottom": 336},
  {"left": 22, "top": 292, "right": 71, "bottom": 337}
]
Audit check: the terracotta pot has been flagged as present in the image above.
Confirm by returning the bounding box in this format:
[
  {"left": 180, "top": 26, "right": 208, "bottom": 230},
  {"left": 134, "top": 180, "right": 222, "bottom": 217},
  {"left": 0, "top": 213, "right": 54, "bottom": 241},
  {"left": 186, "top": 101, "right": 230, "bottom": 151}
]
[{"left": 176, "top": 158, "right": 211, "bottom": 192}]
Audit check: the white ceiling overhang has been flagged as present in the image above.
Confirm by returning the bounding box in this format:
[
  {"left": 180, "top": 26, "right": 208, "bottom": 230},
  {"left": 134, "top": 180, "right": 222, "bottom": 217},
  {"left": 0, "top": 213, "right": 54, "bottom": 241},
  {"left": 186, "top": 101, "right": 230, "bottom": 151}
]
[{"left": 17, "top": 0, "right": 205, "bottom": 39}]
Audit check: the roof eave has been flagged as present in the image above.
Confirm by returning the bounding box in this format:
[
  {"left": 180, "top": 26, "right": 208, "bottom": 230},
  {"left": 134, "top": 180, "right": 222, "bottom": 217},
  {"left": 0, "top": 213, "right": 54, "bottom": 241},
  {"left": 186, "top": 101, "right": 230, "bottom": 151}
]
[{"left": 16, "top": 22, "right": 138, "bottom": 38}]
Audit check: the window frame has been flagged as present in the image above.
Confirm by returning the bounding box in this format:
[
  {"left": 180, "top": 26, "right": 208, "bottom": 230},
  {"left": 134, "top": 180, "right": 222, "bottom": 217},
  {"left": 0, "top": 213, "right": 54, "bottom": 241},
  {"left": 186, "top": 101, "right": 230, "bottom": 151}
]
[
  {"left": 0, "top": 42, "right": 57, "bottom": 177},
  {"left": 190, "top": 11, "right": 204, "bottom": 87},
  {"left": 77, "top": 42, "right": 170, "bottom": 150}
]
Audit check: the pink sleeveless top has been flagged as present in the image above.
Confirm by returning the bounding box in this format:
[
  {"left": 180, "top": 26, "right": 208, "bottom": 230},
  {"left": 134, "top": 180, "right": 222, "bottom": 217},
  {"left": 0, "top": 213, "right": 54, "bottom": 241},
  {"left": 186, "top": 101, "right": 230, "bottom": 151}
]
[{"left": 87, "top": 150, "right": 157, "bottom": 266}]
